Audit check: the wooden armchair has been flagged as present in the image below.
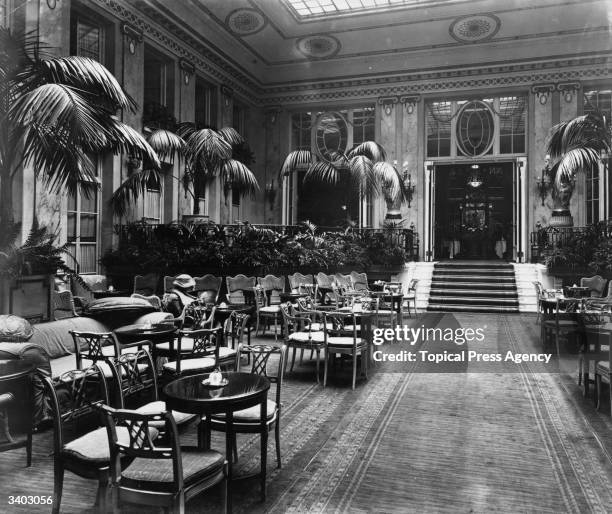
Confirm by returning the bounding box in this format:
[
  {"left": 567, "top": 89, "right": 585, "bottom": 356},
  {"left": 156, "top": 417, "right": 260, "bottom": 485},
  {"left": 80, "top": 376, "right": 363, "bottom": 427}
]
[
  {"left": 194, "top": 274, "right": 223, "bottom": 305},
  {"left": 133, "top": 273, "right": 159, "bottom": 296},
  {"left": 257, "top": 274, "right": 285, "bottom": 305},
  {"left": 288, "top": 272, "right": 314, "bottom": 294},
  {"left": 581, "top": 275, "right": 607, "bottom": 298},
  {"left": 225, "top": 274, "right": 256, "bottom": 305}
]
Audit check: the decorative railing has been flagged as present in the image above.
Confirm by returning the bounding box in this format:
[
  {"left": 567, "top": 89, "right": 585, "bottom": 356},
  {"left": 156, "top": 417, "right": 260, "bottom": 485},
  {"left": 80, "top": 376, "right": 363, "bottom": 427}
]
[
  {"left": 529, "top": 221, "right": 612, "bottom": 263},
  {"left": 115, "top": 221, "right": 420, "bottom": 261}
]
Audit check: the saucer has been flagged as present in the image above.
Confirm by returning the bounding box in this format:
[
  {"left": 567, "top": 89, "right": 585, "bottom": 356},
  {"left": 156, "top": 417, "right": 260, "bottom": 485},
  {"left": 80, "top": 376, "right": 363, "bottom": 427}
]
[{"left": 201, "top": 378, "right": 229, "bottom": 388}]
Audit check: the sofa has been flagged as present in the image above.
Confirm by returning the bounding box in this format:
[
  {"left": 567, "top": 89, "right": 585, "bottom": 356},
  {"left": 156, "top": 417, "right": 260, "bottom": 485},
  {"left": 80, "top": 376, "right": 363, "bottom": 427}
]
[{"left": 0, "top": 300, "right": 172, "bottom": 425}]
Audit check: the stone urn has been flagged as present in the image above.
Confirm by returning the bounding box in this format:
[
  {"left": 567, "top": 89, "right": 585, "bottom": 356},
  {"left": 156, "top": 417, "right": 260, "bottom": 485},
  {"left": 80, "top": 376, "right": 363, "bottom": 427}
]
[
  {"left": 549, "top": 175, "right": 575, "bottom": 227},
  {"left": 384, "top": 195, "right": 403, "bottom": 222}
]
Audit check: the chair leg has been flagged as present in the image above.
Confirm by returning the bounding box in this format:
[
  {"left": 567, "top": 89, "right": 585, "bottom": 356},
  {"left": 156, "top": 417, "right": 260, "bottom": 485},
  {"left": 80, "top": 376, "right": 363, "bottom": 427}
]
[
  {"left": 290, "top": 347, "right": 297, "bottom": 372},
  {"left": 232, "top": 433, "right": 238, "bottom": 464},
  {"left": 315, "top": 349, "right": 320, "bottom": 384},
  {"left": 578, "top": 355, "right": 583, "bottom": 386},
  {"left": 299, "top": 348, "right": 304, "bottom": 365},
  {"left": 95, "top": 476, "right": 108, "bottom": 513},
  {"left": 26, "top": 433, "right": 32, "bottom": 467},
  {"left": 323, "top": 349, "right": 329, "bottom": 387},
  {"left": 274, "top": 317, "right": 278, "bottom": 342},
  {"left": 596, "top": 374, "right": 602, "bottom": 410},
  {"left": 52, "top": 462, "right": 64, "bottom": 514},
  {"left": 352, "top": 352, "right": 357, "bottom": 390},
  {"left": 223, "top": 462, "right": 230, "bottom": 514},
  {"left": 275, "top": 421, "right": 281, "bottom": 469},
  {"left": 255, "top": 315, "right": 260, "bottom": 336},
  {"left": 173, "top": 491, "right": 185, "bottom": 514}
]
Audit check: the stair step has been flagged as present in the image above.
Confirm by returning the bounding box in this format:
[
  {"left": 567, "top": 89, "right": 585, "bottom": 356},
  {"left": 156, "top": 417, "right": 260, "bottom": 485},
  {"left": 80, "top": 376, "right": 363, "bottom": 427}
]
[
  {"left": 428, "top": 296, "right": 518, "bottom": 305},
  {"left": 429, "top": 282, "right": 516, "bottom": 290},
  {"left": 432, "top": 276, "right": 516, "bottom": 283},
  {"left": 429, "top": 289, "right": 518, "bottom": 297},
  {"left": 427, "top": 304, "right": 520, "bottom": 313}
]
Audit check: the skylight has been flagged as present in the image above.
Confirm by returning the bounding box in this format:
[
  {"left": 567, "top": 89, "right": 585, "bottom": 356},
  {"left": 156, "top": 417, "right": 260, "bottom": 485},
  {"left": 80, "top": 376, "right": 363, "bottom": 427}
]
[{"left": 285, "top": 0, "right": 425, "bottom": 18}]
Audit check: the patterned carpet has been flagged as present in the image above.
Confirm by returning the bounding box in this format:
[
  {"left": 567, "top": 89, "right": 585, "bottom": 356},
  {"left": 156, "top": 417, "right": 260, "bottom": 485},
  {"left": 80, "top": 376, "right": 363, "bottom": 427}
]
[{"left": 2, "top": 313, "right": 612, "bottom": 513}]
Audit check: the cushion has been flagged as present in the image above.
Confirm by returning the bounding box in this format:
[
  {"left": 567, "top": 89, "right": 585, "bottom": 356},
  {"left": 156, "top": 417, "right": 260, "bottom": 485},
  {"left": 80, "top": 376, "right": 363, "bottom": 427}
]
[
  {"left": 62, "top": 425, "right": 159, "bottom": 466},
  {"left": 134, "top": 401, "right": 196, "bottom": 426},
  {"left": 218, "top": 347, "right": 236, "bottom": 360},
  {"left": 85, "top": 297, "right": 156, "bottom": 315},
  {"left": 0, "top": 315, "right": 34, "bottom": 342},
  {"left": 30, "top": 317, "right": 109, "bottom": 359},
  {"left": 197, "top": 291, "right": 217, "bottom": 305},
  {"left": 162, "top": 357, "right": 216, "bottom": 373},
  {"left": 260, "top": 306, "right": 280, "bottom": 314},
  {"left": 288, "top": 332, "right": 325, "bottom": 343},
  {"left": 212, "top": 399, "right": 276, "bottom": 423},
  {"left": 121, "top": 448, "right": 224, "bottom": 492},
  {"left": 50, "top": 354, "right": 78, "bottom": 378},
  {"left": 326, "top": 336, "right": 366, "bottom": 347}
]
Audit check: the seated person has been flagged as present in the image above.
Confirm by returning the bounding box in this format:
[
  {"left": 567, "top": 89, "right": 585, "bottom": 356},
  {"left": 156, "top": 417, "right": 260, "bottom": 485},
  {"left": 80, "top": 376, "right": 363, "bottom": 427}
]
[{"left": 163, "top": 274, "right": 197, "bottom": 317}]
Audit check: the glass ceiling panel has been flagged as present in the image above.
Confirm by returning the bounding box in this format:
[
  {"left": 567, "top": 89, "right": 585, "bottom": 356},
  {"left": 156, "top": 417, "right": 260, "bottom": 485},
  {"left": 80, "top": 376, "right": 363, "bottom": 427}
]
[{"left": 285, "top": 0, "right": 453, "bottom": 18}]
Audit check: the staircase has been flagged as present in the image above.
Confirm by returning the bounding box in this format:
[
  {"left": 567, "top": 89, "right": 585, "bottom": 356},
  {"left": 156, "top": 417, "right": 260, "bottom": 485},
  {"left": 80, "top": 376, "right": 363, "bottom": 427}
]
[{"left": 427, "top": 261, "right": 519, "bottom": 313}]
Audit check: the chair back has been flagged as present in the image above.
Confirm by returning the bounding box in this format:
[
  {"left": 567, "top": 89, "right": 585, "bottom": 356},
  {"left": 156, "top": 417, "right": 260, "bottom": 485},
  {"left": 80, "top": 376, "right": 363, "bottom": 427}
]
[
  {"left": 334, "top": 273, "right": 353, "bottom": 292},
  {"left": 350, "top": 272, "right": 369, "bottom": 292},
  {"left": 194, "top": 275, "right": 223, "bottom": 305},
  {"left": 315, "top": 272, "right": 334, "bottom": 289},
  {"left": 253, "top": 285, "right": 267, "bottom": 311},
  {"left": 133, "top": 273, "right": 158, "bottom": 296},
  {"left": 131, "top": 293, "right": 162, "bottom": 310},
  {"left": 70, "top": 330, "right": 120, "bottom": 370},
  {"left": 110, "top": 349, "right": 158, "bottom": 409},
  {"left": 226, "top": 275, "right": 256, "bottom": 305},
  {"left": 71, "top": 274, "right": 107, "bottom": 304},
  {"left": 323, "top": 311, "right": 359, "bottom": 349},
  {"left": 384, "top": 281, "right": 402, "bottom": 294},
  {"left": 41, "top": 366, "right": 109, "bottom": 455},
  {"left": 100, "top": 406, "right": 185, "bottom": 492},
  {"left": 533, "top": 281, "right": 543, "bottom": 297},
  {"left": 238, "top": 344, "right": 286, "bottom": 405},
  {"left": 52, "top": 290, "right": 78, "bottom": 320},
  {"left": 581, "top": 275, "right": 608, "bottom": 298},
  {"left": 288, "top": 273, "right": 314, "bottom": 293},
  {"left": 223, "top": 311, "right": 250, "bottom": 349},
  {"left": 257, "top": 275, "right": 285, "bottom": 305},
  {"left": 184, "top": 304, "right": 215, "bottom": 330},
  {"left": 164, "top": 275, "right": 178, "bottom": 294},
  {"left": 174, "top": 327, "right": 222, "bottom": 374}
]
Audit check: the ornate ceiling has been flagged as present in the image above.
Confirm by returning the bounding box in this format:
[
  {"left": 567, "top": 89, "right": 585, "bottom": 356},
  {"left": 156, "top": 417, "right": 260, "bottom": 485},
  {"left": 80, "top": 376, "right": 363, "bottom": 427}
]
[{"left": 130, "top": 0, "right": 612, "bottom": 103}]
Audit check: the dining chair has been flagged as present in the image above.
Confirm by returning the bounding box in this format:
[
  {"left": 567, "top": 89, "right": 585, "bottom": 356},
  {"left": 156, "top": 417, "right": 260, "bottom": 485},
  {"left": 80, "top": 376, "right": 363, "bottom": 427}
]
[
  {"left": 315, "top": 272, "right": 335, "bottom": 304},
  {"left": 163, "top": 275, "right": 180, "bottom": 294},
  {"left": 70, "top": 330, "right": 122, "bottom": 378},
  {"left": 194, "top": 274, "right": 223, "bottom": 305},
  {"left": 334, "top": 273, "right": 353, "bottom": 293},
  {"left": 402, "top": 279, "right": 419, "bottom": 317},
  {"left": 581, "top": 275, "right": 607, "bottom": 298},
  {"left": 42, "top": 365, "right": 159, "bottom": 514},
  {"left": 323, "top": 311, "right": 369, "bottom": 390},
  {"left": 257, "top": 274, "right": 285, "bottom": 305},
  {"left": 162, "top": 327, "right": 221, "bottom": 377},
  {"left": 133, "top": 273, "right": 159, "bottom": 296},
  {"left": 541, "top": 298, "right": 581, "bottom": 356},
  {"left": 109, "top": 349, "right": 197, "bottom": 428},
  {"left": 52, "top": 289, "right": 79, "bottom": 320},
  {"left": 226, "top": 274, "right": 256, "bottom": 305},
  {"left": 280, "top": 303, "right": 325, "bottom": 382},
  {"left": 594, "top": 333, "right": 612, "bottom": 411},
  {"left": 209, "top": 344, "right": 286, "bottom": 469},
  {"left": 0, "top": 389, "right": 32, "bottom": 467},
  {"left": 100, "top": 405, "right": 228, "bottom": 514},
  {"left": 350, "top": 271, "right": 369, "bottom": 292},
  {"left": 253, "top": 285, "right": 281, "bottom": 341},
  {"left": 288, "top": 272, "right": 314, "bottom": 294},
  {"left": 71, "top": 274, "right": 108, "bottom": 308},
  {"left": 532, "top": 281, "right": 545, "bottom": 323}
]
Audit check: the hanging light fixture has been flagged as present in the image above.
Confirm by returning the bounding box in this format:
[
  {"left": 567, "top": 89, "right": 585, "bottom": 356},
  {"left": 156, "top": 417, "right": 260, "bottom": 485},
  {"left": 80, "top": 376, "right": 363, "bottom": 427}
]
[{"left": 467, "top": 164, "right": 483, "bottom": 188}]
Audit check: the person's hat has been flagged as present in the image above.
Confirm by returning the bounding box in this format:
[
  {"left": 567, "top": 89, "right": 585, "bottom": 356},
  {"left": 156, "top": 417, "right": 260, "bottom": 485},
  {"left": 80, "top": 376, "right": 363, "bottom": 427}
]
[{"left": 173, "top": 274, "right": 195, "bottom": 290}]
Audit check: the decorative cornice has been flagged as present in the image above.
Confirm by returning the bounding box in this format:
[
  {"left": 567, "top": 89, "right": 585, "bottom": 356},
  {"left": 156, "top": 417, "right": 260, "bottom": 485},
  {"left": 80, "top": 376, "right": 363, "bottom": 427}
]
[
  {"left": 121, "top": 23, "right": 143, "bottom": 42},
  {"left": 260, "top": 61, "right": 612, "bottom": 106},
  {"left": 94, "top": 0, "right": 262, "bottom": 103}
]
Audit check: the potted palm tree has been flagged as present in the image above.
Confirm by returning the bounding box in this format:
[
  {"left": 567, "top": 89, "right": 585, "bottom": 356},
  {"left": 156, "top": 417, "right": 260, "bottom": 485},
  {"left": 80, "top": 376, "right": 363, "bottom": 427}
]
[
  {"left": 546, "top": 111, "right": 610, "bottom": 227},
  {"left": 278, "top": 141, "right": 406, "bottom": 223},
  {"left": 0, "top": 28, "right": 159, "bottom": 317},
  {"left": 111, "top": 124, "right": 259, "bottom": 223}
]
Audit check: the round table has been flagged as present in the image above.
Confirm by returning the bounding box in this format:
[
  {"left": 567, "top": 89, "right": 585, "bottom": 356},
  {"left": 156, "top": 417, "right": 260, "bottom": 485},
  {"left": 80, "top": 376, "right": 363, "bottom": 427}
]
[
  {"left": 0, "top": 360, "right": 34, "bottom": 466},
  {"left": 114, "top": 323, "right": 178, "bottom": 360},
  {"left": 164, "top": 371, "right": 270, "bottom": 502}
]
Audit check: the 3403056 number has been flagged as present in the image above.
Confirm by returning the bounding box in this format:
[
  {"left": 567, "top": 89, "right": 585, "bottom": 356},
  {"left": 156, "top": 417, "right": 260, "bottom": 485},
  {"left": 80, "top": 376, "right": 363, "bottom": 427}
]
[{"left": 8, "top": 496, "right": 53, "bottom": 505}]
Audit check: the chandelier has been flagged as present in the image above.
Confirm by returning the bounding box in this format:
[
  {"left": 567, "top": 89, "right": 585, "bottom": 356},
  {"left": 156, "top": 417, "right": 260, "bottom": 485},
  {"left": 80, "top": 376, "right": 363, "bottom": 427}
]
[{"left": 467, "top": 164, "right": 483, "bottom": 188}]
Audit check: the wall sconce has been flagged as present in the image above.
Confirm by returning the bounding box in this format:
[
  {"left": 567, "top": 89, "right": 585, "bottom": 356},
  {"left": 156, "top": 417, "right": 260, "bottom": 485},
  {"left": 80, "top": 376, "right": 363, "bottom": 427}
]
[
  {"left": 265, "top": 180, "right": 276, "bottom": 209},
  {"left": 179, "top": 59, "right": 195, "bottom": 86},
  {"left": 396, "top": 160, "right": 416, "bottom": 208},
  {"left": 535, "top": 155, "right": 552, "bottom": 206},
  {"left": 126, "top": 155, "right": 142, "bottom": 174}
]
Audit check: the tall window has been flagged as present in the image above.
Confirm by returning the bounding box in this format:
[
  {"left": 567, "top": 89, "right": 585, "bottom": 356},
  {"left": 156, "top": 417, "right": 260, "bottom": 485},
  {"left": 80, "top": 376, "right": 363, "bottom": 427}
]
[
  {"left": 143, "top": 47, "right": 175, "bottom": 130},
  {"left": 584, "top": 89, "right": 611, "bottom": 221},
  {"left": 143, "top": 174, "right": 162, "bottom": 223},
  {"left": 66, "top": 161, "right": 100, "bottom": 274},
  {"left": 195, "top": 77, "right": 216, "bottom": 128},
  {"left": 289, "top": 106, "right": 375, "bottom": 226},
  {"left": 426, "top": 96, "right": 526, "bottom": 158}
]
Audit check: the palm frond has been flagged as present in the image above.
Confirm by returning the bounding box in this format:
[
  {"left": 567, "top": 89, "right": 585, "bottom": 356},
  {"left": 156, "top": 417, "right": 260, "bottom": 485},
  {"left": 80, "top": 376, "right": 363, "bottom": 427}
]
[
  {"left": 98, "top": 118, "right": 161, "bottom": 170},
  {"left": 279, "top": 149, "right": 314, "bottom": 180},
  {"left": 304, "top": 160, "right": 341, "bottom": 184},
  {"left": 176, "top": 121, "right": 197, "bottom": 139},
  {"left": 348, "top": 141, "right": 387, "bottom": 162},
  {"left": 221, "top": 159, "right": 259, "bottom": 196},
  {"left": 373, "top": 161, "right": 405, "bottom": 202},
  {"left": 348, "top": 155, "right": 378, "bottom": 196},
  {"left": 146, "top": 129, "right": 186, "bottom": 162},
  {"left": 554, "top": 147, "right": 602, "bottom": 185},
  {"left": 217, "top": 127, "right": 244, "bottom": 145},
  {"left": 187, "top": 128, "right": 232, "bottom": 161},
  {"left": 40, "top": 56, "right": 137, "bottom": 112},
  {"left": 110, "top": 168, "right": 162, "bottom": 217}
]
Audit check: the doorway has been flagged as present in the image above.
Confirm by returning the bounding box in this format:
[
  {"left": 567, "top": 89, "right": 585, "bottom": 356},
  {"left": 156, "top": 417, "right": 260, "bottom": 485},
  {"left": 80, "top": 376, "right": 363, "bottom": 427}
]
[{"left": 434, "top": 162, "right": 514, "bottom": 260}]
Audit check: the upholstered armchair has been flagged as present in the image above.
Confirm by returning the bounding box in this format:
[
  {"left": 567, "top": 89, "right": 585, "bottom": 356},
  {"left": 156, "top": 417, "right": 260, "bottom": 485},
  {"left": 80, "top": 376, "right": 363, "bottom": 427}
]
[{"left": 581, "top": 275, "right": 608, "bottom": 298}]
